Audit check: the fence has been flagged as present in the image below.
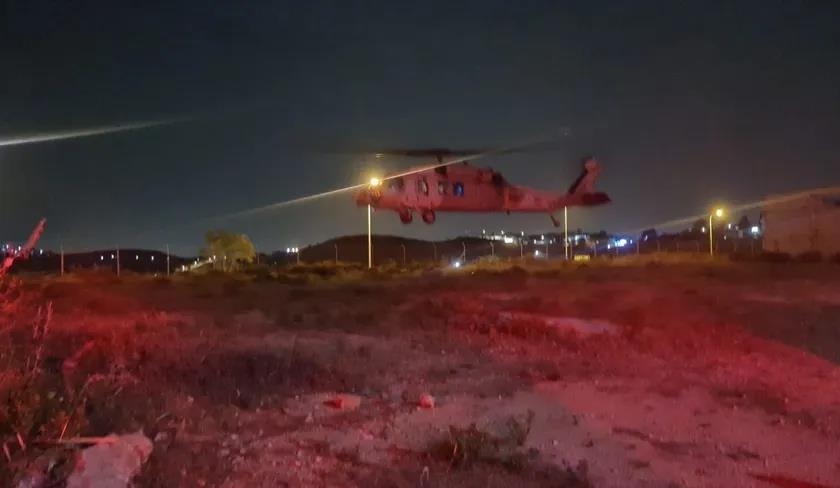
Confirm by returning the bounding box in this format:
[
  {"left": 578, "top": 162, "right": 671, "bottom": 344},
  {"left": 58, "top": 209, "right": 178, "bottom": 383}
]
[
  {"left": 6, "top": 236, "right": 770, "bottom": 276},
  {"left": 282, "top": 236, "right": 767, "bottom": 267}
]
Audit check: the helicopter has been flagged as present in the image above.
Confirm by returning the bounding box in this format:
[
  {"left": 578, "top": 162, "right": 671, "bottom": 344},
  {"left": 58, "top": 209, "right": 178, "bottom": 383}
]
[{"left": 352, "top": 149, "right": 610, "bottom": 226}]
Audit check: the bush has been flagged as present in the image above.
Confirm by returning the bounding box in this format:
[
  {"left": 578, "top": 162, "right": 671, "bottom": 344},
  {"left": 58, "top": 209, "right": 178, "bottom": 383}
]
[{"left": 758, "top": 252, "right": 792, "bottom": 263}]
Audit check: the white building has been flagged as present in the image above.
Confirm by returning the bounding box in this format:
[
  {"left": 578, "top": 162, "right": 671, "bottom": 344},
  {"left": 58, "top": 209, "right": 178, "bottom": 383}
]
[{"left": 762, "top": 189, "right": 840, "bottom": 255}]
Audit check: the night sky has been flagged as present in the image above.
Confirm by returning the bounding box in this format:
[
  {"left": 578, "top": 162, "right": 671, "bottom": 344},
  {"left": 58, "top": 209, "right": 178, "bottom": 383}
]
[{"left": 1, "top": 1, "right": 839, "bottom": 255}]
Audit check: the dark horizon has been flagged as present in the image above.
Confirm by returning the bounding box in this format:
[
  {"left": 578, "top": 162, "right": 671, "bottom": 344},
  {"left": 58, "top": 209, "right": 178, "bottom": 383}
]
[{"left": 1, "top": 1, "right": 838, "bottom": 255}]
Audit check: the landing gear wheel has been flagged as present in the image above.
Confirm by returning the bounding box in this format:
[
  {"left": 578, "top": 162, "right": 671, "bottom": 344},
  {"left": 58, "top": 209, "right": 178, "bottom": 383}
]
[
  {"left": 399, "top": 209, "right": 413, "bottom": 224},
  {"left": 421, "top": 210, "right": 436, "bottom": 224}
]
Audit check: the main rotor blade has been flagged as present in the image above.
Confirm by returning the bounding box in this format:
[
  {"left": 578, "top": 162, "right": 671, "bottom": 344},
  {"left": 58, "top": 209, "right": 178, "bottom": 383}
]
[
  {"left": 0, "top": 117, "right": 190, "bottom": 148},
  {"left": 209, "top": 130, "right": 569, "bottom": 222}
]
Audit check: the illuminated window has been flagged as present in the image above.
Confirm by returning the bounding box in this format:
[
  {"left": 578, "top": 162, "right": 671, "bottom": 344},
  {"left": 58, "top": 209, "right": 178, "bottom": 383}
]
[
  {"left": 453, "top": 182, "right": 465, "bottom": 197},
  {"left": 418, "top": 179, "right": 429, "bottom": 195},
  {"left": 437, "top": 181, "right": 447, "bottom": 195}
]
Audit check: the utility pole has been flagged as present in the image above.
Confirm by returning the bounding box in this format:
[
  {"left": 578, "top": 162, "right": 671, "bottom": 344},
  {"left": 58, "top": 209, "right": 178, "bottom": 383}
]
[
  {"left": 519, "top": 240, "right": 524, "bottom": 259},
  {"left": 60, "top": 245, "right": 65, "bottom": 276},
  {"left": 367, "top": 204, "right": 373, "bottom": 269},
  {"left": 334, "top": 243, "right": 339, "bottom": 264},
  {"left": 116, "top": 246, "right": 120, "bottom": 277},
  {"left": 489, "top": 241, "right": 495, "bottom": 257},
  {"left": 166, "top": 244, "right": 171, "bottom": 277},
  {"left": 462, "top": 241, "right": 466, "bottom": 262},
  {"left": 401, "top": 244, "right": 406, "bottom": 266},
  {"left": 709, "top": 214, "right": 714, "bottom": 257},
  {"left": 564, "top": 206, "right": 569, "bottom": 260}
]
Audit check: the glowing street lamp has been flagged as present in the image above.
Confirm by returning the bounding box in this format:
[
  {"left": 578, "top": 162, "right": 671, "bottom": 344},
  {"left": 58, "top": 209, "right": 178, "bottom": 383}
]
[
  {"left": 709, "top": 207, "right": 724, "bottom": 257},
  {"left": 367, "top": 176, "right": 382, "bottom": 269}
]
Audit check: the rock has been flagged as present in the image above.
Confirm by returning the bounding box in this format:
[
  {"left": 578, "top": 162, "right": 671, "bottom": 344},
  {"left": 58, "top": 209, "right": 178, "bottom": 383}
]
[
  {"left": 153, "top": 430, "right": 174, "bottom": 453},
  {"left": 419, "top": 393, "right": 435, "bottom": 409},
  {"left": 324, "top": 394, "right": 362, "bottom": 410},
  {"left": 66, "top": 432, "right": 153, "bottom": 488}
]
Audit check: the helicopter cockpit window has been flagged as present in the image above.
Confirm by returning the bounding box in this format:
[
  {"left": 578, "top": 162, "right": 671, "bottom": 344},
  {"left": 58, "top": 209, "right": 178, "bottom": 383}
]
[
  {"left": 388, "top": 177, "right": 405, "bottom": 192},
  {"left": 453, "top": 182, "right": 465, "bottom": 197},
  {"left": 418, "top": 179, "right": 429, "bottom": 195},
  {"left": 437, "top": 181, "right": 447, "bottom": 195}
]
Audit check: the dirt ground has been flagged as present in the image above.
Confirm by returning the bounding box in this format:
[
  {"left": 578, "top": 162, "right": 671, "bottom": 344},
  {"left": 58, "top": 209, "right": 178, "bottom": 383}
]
[{"left": 3, "top": 261, "right": 840, "bottom": 487}]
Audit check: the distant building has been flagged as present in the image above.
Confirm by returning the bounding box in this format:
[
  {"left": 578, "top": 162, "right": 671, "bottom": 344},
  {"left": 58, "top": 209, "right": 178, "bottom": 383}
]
[{"left": 762, "top": 189, "right": 840, "bottom": 255}]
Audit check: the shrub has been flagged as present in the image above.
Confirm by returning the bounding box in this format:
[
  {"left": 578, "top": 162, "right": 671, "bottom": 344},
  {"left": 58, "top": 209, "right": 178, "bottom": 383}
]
[
  {"left": 796, "top": 251, "right": 823, "bottom": 263},
  {"left": 758, "top": 252, "right": 792, "bottom": 263}
]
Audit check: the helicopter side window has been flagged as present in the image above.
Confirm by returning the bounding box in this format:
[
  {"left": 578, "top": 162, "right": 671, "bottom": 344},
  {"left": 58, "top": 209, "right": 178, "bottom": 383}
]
[
  {"left": 437, "top": 181, "right": 447, "bottom": 195},
  {"left": 418, "top": 179, "right": 429, "bottom": 195},
  {"left": 453, "top": 182, "right": 465, "bottom": 197}
]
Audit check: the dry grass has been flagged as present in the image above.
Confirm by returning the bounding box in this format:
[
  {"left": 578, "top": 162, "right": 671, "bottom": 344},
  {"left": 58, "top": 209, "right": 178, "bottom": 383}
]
[{"left": 2, "top": 260, "right": 840, "bottom": 486}]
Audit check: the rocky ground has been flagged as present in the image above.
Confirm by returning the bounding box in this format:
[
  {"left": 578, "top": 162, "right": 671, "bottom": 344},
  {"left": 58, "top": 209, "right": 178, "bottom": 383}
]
[{"left": 3, "top": 262, "right": 840, "bottom": 487}]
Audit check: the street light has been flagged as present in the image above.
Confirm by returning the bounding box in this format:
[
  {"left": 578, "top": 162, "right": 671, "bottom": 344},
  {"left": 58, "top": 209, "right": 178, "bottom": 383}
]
[
  {"left": 367, "top": 176, "right": 382, "bottom": 269},
  {"left": 709, "top": 207, "right": 724, "bottom": 257}
]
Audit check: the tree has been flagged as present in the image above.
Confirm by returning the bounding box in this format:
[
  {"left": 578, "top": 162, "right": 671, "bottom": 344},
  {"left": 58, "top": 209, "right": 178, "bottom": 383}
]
[
  {"left": 200, "top": 230, "right": 256, "bottom": 272},
  {"left": 737, "top": 215, "right": 751, "bottom": 231},
  {"left": 691, "top": 219, "right": 707, "bottom": 234}
]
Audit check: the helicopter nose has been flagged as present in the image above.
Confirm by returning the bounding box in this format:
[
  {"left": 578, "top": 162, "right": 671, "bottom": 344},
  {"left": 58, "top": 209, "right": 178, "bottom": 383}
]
[{"left": 354, "top": 189, "right": 371, "bottom": 206}]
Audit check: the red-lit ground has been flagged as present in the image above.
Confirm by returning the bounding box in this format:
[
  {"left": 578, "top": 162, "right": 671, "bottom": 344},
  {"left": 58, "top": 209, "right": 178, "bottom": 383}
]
[{"left": 5, "top": 262, "right": 840, "bottom": 487}]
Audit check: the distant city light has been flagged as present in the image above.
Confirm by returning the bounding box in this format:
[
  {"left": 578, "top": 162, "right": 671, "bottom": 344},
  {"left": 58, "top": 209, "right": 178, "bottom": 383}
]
[
  {"left": 100, "top": 255, "right": 104, "bottom": 261},
  {"left": 615, "top": 238, "right": 628, "bottom": 247},
  {"left": 534, "top": 250, "right": 541, "bottom": 257},
  {"left": 750, "top": 226, "right": 760, "bottom": 235},
  {"left": 151, "top": 256, "right": 155, "bottom": 261},
  {"left": 136, "top": 255, "right": 139, "bottom": 260},
  {"left": 110, "top": 253, "right": 114, "bottom": 259},
  {"left": 503, "top": 236, "right": 515, "bottom": 245},
  {"left": 453, "top": 260, "right": 462, "bottom": 268}
]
